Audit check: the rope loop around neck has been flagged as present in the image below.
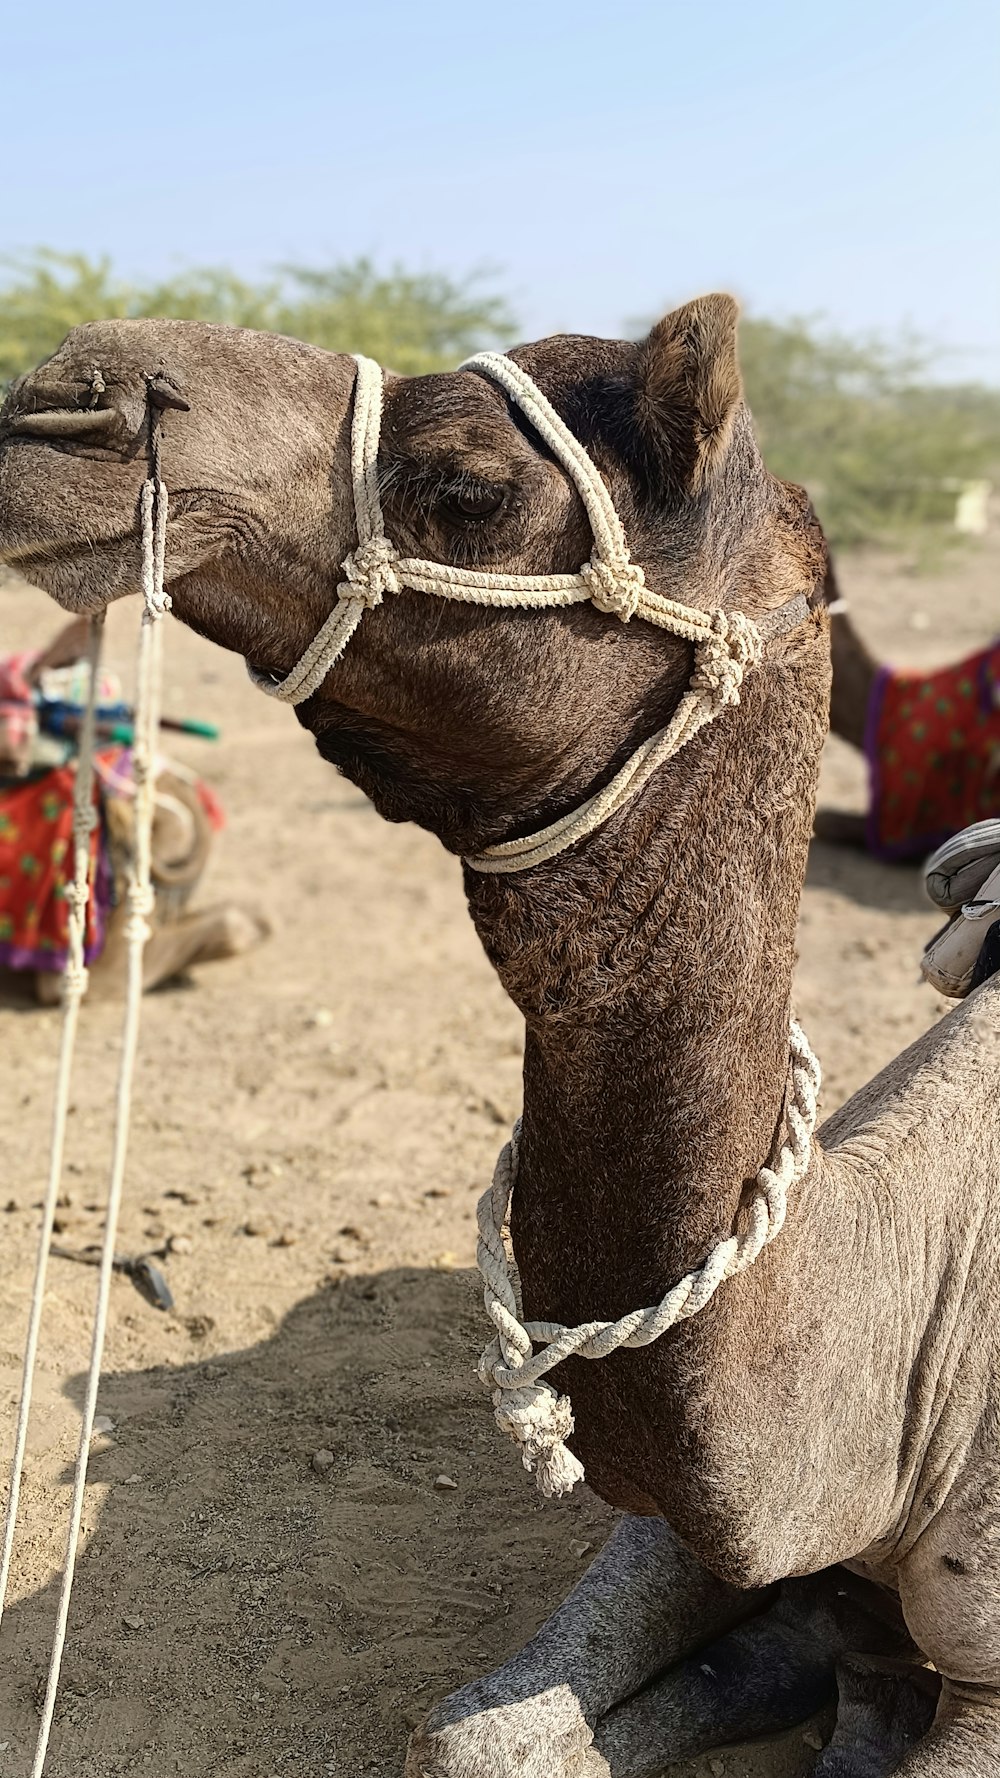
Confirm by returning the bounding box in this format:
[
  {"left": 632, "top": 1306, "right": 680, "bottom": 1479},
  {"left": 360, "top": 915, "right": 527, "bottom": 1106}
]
[{"left": 477, "top": 1019, "right": 822, "bottom": 1497}]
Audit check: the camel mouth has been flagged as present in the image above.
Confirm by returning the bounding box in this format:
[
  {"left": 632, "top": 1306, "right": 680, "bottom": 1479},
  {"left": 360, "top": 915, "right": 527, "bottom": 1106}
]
[
  {"left": 0, "top": 403, "right": 144, "bottom": 612},
  {"left": 0, "top": 408, "right": 132, "bottom": 461}
]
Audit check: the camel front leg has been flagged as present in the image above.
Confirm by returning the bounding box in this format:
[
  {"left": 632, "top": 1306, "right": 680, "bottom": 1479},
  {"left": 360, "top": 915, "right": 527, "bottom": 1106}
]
[
  {"left": 841, "top": 1489, "right": 1000, "bottom": 1777},
  {"left": 815, "top": 1684, "right": 1000, "bottom": 1778},
  {"left": 813, "top": 1657, "right": 939, "bottom": 1778},
  {"left": 405, "top": 1514, "right": 766, "bottom": 1778},
  {"left": 593, "top": 1570, "right": 921, "bottom": 1778}
]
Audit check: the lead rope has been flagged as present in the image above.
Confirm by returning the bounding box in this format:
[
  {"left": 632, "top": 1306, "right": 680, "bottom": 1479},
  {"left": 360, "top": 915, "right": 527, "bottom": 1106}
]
[
  {"left": 0, "top": 616, "right": 105, "bottom": 1631},
  {"left": 477, "top": 1022, "right": 822, "bottom": 1497},
  {"left": 0, "top": 435, "right": 169, "bottom": 1776}
]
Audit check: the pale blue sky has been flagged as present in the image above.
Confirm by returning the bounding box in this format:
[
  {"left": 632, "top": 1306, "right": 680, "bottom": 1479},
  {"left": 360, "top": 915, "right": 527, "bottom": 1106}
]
[{"left": 4, "top": 0, "right": 998, "bottom": 376}]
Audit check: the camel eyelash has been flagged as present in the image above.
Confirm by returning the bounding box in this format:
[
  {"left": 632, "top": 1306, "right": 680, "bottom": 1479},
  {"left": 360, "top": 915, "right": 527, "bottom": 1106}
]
[{"left": 377, "top": 459, "right": 510, "bottom": 523}]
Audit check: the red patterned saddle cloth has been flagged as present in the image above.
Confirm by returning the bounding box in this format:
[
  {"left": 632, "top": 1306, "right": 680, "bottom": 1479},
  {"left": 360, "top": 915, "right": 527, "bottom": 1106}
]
[
  {"left": 866, "top": 641, "right": 1000, "bottom": 860},
  {"left": 0, "top": 753, "right": 119, "bottom": 972}
]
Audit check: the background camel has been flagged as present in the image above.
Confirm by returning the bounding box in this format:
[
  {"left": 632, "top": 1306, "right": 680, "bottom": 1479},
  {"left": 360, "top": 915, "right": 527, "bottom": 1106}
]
[
  {"left": 820, "top": 561, "right": 999, "bottom": 857},
  {"left": 0, "top": 305, "right": 998, "bottom": 1778}
]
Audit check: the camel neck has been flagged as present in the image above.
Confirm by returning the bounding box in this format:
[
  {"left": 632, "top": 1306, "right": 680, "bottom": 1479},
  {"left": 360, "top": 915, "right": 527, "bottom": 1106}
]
[{"left": 464, "top": 632, "right": 828, "bottom": 1325}]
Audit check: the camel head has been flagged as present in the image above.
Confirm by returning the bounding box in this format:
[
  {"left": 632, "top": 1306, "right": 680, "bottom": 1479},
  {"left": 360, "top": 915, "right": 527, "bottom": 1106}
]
[{"left": 0, "top": 299, "right": 826, "bottom": 854}]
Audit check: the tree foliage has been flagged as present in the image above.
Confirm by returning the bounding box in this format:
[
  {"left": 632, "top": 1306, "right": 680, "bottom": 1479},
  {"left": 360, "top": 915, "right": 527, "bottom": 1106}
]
[
  {"left": 0, "top": 250, "right": 516, "bottom": 385},
  {"left": 739, "top": 315, "right": 1000, "bottom": 550},
  {"left": 1, "top": 253, "right": 997, "bottom": 551}
]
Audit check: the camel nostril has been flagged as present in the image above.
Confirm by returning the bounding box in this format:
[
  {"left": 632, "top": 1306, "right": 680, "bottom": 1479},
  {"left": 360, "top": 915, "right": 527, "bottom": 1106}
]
[{"left": 146, "top": 373, "right": 190, "bottom": 414}]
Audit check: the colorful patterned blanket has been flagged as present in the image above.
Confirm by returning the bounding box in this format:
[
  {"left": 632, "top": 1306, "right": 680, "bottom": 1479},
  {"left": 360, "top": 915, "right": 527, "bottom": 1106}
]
[
  {"left": 0, "top": 752, "right": 119, "bottom": 973},
  {"left": 866, "top": 640, "right": 1000, "bottom": 860}
]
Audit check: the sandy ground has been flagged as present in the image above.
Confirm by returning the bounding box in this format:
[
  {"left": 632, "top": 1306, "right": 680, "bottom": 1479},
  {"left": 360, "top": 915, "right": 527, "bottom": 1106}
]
[{"left": 0, "top": 536, "right": 996, "bottom": 1778}]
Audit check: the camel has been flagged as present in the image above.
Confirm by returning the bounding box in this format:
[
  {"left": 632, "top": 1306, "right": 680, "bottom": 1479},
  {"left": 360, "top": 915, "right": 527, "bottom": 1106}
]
[
  {"left": 1, "top": 301, "right": 999, "bottom": 1778},
  {"left": 818, "top": 562, "right": 1000, "bottom": 857}
]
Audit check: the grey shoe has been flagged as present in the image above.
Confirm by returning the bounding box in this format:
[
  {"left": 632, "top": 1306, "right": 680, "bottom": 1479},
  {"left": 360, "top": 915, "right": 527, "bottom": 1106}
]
[
  {"left": 923, "top": 819, "right": 1000, "bottom": 911},
  {"left": 921, "top": 859, "right": 1000, "bottom": 997}
]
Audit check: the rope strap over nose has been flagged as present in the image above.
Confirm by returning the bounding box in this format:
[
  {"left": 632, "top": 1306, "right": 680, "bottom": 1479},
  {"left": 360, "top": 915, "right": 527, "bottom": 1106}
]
[{"left": 249, "top": 348, "right": 812, "bottom": 873}]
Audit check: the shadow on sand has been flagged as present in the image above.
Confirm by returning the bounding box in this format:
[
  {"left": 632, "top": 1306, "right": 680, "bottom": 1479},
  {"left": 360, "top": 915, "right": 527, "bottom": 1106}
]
[
  {"left": 0, "top": 1267, "right": 613, "bottom": 1778},
  {"left": 805, "top": 838, "right": 931, "bottom": 916}
]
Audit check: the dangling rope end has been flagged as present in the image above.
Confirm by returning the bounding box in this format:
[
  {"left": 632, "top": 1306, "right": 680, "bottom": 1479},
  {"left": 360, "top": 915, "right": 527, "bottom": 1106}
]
[{"left": 492, "top": 1382, "right": 585, "bottom": 1499}]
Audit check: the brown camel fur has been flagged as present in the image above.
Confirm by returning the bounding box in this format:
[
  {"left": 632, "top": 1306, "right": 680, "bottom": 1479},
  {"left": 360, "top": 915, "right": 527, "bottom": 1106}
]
[
  {"left": 1, "top": 305, "right": 999, "bottom": 1778},
  {"left": 823, "top": 560, "right": 878, "bottom": 757}
]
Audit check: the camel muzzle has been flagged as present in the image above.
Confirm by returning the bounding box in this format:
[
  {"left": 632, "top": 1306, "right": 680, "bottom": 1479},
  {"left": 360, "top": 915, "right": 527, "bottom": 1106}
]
[{"left": 0, "top": 364, "right": 170, "bottom": 612}]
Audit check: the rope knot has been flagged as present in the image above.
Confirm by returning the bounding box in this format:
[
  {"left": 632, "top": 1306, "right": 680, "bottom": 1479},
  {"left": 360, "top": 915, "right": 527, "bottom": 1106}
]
[
  {"left": 64, "top": 881, "right": 90, "bottom": 919},
  {"left": 490, "top": 1380, "right": 585, "bottom": 1500},
  {"left": 61, "top": 960, "right": 89, "bottom": 1001},
  {"left": 691, "top": 610, "right": 763, "bottom": 712},
  {"left": 123, "top": 881, "right": 155, "bottom": 947},
  {"left": 72, "top": 804, "right": 97, "bottom": 843},
  {"left": 340, "top": 535, "right": 401, "bottom": 608},
  {"left": 581, "top": 555, "right": 645, "bottom": 622}
]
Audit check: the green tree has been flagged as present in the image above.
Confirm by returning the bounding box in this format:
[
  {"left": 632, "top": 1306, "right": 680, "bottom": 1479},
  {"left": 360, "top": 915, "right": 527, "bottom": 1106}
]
[
  {"left": 0, "top": 251, "right": 516, "bottom": 387},
  {"left": 738, "top": 315, "right": 1000, "bottom": 551},
  {"left": 5, "top": 256, "right": 999, "bottom": 551},
  {"left": 0, "top": 252, "right": 137, "bottom": 387}
]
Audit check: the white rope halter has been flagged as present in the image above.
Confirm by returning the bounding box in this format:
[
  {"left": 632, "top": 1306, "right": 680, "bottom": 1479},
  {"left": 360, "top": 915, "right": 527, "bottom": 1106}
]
[{"left": 251, "top": 352, "right": 812, "bottom": 873}]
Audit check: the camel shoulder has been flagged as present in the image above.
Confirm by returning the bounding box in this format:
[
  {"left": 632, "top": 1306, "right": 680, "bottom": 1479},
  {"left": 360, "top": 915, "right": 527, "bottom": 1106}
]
[{"left": 818, "top": 976, "right": 1000, "bottom": 1195}]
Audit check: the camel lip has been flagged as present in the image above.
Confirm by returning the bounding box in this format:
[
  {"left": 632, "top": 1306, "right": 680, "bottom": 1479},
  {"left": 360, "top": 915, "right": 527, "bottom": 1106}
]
[
  {"left": 0, "top": 533, "right": 121, "bottom": 618},
  {"left": 0, "top": 412, "right": 128, "bottom": 461},
  {"left": 4, "top": 408, "right": 120, "bottom": 436}
]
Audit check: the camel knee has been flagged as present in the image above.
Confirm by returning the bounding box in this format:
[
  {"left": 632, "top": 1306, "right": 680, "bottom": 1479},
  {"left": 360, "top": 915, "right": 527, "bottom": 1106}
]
[
  {"left": 405, "top": 1679, "right": 600, "bottom": 1778},
  {"left": 886, "top": 1685, "right": 1000, "bottom": 1777}
]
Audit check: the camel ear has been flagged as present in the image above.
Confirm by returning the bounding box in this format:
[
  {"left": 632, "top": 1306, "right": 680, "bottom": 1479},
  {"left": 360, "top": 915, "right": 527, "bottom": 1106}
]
[{"left": 636, "top": 294, "right": 742, "bottom": 495}]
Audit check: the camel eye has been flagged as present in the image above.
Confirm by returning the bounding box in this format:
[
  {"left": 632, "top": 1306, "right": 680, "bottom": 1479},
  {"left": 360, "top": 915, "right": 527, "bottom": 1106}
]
[{"left": 442, "top": 484, "right": 506, "bottom": 522}]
